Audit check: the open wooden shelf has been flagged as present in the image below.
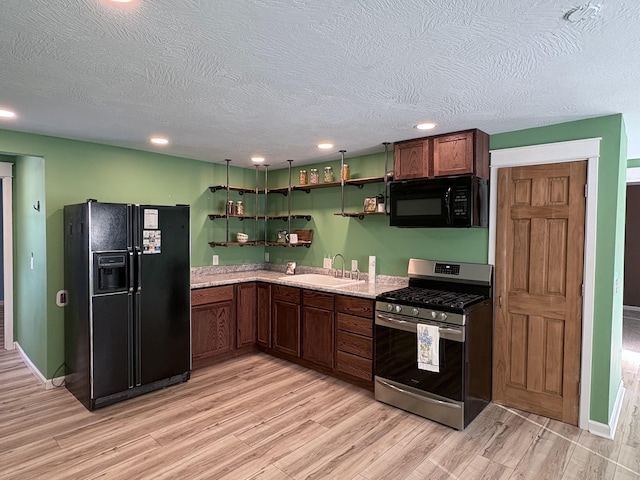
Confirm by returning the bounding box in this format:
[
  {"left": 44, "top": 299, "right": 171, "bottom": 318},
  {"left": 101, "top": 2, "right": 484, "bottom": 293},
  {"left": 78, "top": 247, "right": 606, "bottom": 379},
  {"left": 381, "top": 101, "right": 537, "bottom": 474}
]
[
  {"left": 333, "top": 211, "right": 388, "bottom": 220},
  {"left": 208, "top": 214, "right": 262, "bottom": 221},
  {"left": 208, "top": 185, "right": 259, "bottom": 195}
]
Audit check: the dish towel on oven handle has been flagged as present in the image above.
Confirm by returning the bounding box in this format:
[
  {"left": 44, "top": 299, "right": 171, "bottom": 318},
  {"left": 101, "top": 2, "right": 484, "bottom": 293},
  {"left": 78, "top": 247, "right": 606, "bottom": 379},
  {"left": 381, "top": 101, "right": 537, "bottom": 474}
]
[{"left": 417, "top": 323, "right": 440, "bottom": 372}]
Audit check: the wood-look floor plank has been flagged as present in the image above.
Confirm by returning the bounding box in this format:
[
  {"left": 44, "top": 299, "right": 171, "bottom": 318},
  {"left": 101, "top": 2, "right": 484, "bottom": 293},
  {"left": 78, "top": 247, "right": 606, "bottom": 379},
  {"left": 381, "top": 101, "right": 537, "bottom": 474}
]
[{"left": 0, "top": 347, "right": 638, "bottom": 480}]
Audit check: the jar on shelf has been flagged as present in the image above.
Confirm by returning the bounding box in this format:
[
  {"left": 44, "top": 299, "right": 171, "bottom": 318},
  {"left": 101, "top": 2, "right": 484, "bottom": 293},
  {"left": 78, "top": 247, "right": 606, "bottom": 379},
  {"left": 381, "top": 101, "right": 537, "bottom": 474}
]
[
  {"left": 341, "top": 164, "right": 350, "bottom": 181},
  {"left": 236, "top": 200, "right": 244, "bottom": 215},
  {"left": 226, "top": 200, "right": 234, "bottom": 215},
  {"left": 323, "top": 166, "right": 334, "bottom": 183},
  {"left": 299, "top": 170, "right": 308, "bottom": 185},
  {"left": 310, "top": 168, "right": 319, "bottom": 184}
]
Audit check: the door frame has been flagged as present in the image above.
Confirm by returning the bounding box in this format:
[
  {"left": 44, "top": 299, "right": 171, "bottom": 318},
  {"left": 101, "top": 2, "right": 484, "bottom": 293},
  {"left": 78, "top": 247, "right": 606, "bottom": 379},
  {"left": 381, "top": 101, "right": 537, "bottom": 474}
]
[
  {"left": 0, "top": 161, "right": 13, "bottom": 350},
  {"left": 489, "top": 138, "right": 600, "bottom": 431}
]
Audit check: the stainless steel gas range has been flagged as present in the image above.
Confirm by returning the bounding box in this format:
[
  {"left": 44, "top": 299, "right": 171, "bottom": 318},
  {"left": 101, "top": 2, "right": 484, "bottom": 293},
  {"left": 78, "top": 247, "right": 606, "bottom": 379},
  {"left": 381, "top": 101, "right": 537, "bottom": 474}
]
[{"left": 374, "top": 258, "right": 493, "bottom": 430}]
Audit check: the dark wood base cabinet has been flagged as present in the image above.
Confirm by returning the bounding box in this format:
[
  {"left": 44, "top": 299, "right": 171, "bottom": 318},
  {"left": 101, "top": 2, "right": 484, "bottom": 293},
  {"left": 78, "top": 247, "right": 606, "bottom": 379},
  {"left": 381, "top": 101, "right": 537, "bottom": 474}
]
[{"left": 192, "top": 281, "right": 375, "bottom": 390}]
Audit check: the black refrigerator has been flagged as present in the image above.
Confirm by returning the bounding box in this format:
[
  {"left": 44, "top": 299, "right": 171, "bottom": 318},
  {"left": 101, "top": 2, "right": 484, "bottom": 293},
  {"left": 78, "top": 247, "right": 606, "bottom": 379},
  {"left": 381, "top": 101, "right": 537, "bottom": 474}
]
[{"left": 64, "top": 201, "right": 191, "bottom": 410}]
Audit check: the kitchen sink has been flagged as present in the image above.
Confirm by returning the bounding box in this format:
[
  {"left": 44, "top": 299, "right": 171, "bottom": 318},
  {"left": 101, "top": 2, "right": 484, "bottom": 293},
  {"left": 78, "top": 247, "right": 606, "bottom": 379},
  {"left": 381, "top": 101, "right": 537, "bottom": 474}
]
[{"left": 278, "top": 273, "right": 364, "bottom": 288}]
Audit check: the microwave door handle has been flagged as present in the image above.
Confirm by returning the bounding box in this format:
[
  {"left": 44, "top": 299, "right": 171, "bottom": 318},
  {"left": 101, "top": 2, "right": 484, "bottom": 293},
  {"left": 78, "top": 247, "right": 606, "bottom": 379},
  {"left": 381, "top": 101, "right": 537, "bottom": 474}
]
[{"left": 445, "top": 187, "right": 452, "bottom": 225}]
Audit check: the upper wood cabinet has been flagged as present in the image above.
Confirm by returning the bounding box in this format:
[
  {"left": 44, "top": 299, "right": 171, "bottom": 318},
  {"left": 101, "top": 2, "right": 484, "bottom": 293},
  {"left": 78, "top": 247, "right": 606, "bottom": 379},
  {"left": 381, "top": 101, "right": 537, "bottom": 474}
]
[
  {"left": 394, "top": 138, "right": 431, "bottom": 180},
  {"left": 394, "top": 129, "right": 489, "bottom": 180}
]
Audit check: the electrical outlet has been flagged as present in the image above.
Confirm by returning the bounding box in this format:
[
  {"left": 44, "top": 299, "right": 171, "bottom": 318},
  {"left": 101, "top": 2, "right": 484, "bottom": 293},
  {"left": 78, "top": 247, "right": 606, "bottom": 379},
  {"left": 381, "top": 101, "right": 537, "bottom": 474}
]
[
  {"left": 351, "top": 260, "right": 358, "bottom": 271},
  {"left": 323, "top": 257, "right": 332, "bottom": 269},
  {"left": 212, "top": 255, "right": 219, "bottom": 266},
  {"left": 265, "top": 252, "right": 270, "bottom": 262},
  {"left": 56, "top": 290, "right": 68, "bottom": 307}
]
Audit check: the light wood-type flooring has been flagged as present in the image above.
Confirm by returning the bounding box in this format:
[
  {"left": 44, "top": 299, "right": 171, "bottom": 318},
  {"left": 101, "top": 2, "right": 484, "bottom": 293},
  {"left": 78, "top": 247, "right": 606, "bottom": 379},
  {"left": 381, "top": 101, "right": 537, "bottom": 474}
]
[{"left": 1, "top": 328, "right": 639, "bottom": 479}]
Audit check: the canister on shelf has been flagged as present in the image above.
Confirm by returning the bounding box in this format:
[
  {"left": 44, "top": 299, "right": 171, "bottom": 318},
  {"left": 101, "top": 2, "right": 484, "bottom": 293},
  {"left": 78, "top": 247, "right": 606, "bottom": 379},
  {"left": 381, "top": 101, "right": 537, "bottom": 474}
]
[
  {"left": 310, "top": 168, "right": 319, "bottom": 184},
  {"left": 299, "top": 169, "right": 308, "bottom": 185},
  {"left": 236, "top": 200, "right": 244, "bottom": 215},
  {"left": 226, "top": 200, "right": 235, "bottom": 215},
  {"left": 341, "top": 164, "right": 350, "bottom": 181},
  {"left": 323, "top": 166, "right": 334, "bottom": 183}
]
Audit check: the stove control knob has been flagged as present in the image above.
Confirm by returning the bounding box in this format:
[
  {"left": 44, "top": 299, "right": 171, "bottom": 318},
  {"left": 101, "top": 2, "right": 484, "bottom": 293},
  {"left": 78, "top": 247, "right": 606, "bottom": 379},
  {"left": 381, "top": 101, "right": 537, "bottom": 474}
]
[
  {"left": 395, "top": 305, "right": 402, "bottom": 313},
  {"left": 412, "top": 308, "right": 420, "bottom": 316},
  {"left": 439, "top": 312, "right": 448, "bottom": 321},
  {"left": 431, "top": 311, "right": 437, "bottom": 319},
  {"left": 387, "top": 304, "right": 394, "bottom": 312}
]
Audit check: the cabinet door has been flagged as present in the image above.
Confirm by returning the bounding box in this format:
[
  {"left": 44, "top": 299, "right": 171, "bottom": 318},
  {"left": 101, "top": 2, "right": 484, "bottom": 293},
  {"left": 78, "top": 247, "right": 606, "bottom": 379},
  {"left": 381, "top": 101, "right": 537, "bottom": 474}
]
[
  {"left": 433, "top": 131, "right": 474, "bottom": 177},
  {"left": 302, "top": 306, "right": 334, "bottom": 368},
  {"left": 272, "top": 299, "right": 300, "bottom": 357},
  {"left": 191, "top": 299, "right": 235, "bottom": 362},
  {"left": 236, "top": 282, "right": 257, "bottom": 348},
  {"left": 394, "top": 138, "right": 431, "bottom": 180},
  {"left": 257, "top": 283, "right": 271, "bottom": 348}
]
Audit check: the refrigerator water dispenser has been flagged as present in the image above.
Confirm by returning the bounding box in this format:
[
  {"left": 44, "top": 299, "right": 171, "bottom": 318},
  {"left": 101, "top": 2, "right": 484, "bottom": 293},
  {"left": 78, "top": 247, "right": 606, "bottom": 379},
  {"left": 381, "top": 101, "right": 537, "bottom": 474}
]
[{"left": 94, "top": 253, "right": 127, "bottom": 293}]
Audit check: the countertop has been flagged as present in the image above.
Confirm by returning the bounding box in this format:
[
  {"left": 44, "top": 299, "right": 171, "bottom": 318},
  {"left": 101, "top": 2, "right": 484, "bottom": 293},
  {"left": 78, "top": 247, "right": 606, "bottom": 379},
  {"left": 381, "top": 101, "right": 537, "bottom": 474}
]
[{"left": 191, "top": 269, "right": 406, "bottom": 299}]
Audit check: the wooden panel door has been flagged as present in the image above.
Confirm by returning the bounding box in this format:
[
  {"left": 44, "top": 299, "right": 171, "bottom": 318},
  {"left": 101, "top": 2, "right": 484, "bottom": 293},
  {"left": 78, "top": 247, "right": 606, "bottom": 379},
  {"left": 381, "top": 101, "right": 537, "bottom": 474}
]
[
  {"left": 236, "top": 282, "right": 257, "bottom": 348},
  {"left": 256, "top": 283, "right": 271, "bottom": 348},
  {"left": 191, "top": 300, "right": 235, "bottom": 361},
  {"left": 493, "top": 161, "right": 586, "bottom": 425},
  {"left": 393, "top": 138, "right": 431, "bottom": 179}
]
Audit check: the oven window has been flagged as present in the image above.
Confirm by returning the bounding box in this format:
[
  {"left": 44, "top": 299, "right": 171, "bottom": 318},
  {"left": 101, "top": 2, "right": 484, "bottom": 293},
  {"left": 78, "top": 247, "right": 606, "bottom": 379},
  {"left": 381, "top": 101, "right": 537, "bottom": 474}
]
[
  {"left": 375, "top": 324, "right": 464, "bottom": 401},
  {"left": 396, "top": 197, "right": 442, "bottom": 216}
]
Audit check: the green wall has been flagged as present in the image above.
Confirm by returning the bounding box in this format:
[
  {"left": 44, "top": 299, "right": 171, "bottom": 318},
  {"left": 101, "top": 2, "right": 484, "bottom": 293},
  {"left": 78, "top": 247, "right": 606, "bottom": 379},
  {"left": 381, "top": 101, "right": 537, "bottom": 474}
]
[
  {"left": 14, "top": 156, "right": 48, "bottom": 372},
  {"left": 0, "top": 129, "right": 263, "bottom": 377},
  {"left": 490, "top": 114, "right": 626, "bottom": 425},
  {"left": 264, "top": 153, "right": 489, "bottom": 275},
  {"left": 628, "top": 158, "right": 640, "bottom": 168}
]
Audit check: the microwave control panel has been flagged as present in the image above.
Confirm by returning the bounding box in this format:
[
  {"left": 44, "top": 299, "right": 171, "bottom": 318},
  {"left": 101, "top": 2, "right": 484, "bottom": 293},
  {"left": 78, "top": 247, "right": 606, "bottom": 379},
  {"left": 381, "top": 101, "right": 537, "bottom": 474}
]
[{"left": 452, "top": 189, "right": 470, "bottom": 218}]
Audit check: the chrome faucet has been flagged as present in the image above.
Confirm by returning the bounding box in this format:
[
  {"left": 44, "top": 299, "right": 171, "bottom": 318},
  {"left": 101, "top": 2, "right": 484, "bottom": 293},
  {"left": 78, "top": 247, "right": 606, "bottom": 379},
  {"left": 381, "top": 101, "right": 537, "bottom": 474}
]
[{"left": 332, "top": 253, "right": 345, "bottom": 278}]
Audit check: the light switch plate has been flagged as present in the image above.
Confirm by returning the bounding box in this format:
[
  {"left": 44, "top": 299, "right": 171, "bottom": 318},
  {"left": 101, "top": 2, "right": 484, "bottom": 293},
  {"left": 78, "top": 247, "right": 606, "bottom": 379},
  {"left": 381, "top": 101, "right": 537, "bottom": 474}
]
[
  {"left": 351, "top": 260, "right": 358, "bottom": 271},
  {"left": 212, "top": 255, "right": 219, "bottom": 266},
  {"left": 265, "top": 252, "right": 270, "bottom": 262}
]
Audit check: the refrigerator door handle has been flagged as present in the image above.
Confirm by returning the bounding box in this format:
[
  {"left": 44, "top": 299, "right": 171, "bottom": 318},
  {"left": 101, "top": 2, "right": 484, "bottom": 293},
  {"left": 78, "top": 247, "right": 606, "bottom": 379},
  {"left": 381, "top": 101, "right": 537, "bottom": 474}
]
[
  {"left": 135, "top": 247, "right": 142, "bottom": 292},
  {"left": 135, "top": 290, "right": 142, "bottom": 386},
  {"left": 128, "top": 293, "right": 134, "bottom": 388}
]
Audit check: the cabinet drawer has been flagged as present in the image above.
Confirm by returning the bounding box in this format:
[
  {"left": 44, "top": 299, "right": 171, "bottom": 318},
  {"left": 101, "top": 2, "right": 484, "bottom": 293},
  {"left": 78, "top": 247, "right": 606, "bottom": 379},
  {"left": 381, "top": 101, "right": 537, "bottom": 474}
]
[
  {"left": 335, "top": 295, "right": 373, "bottom": 318},
  {"left": 191, "top": 285, "right": 234, "bottom": 306},
  {"left": 303, "top": 290, "right": 334, "bottom": 310},
  {"left": 336, "top": 313, "right": 372, "bottom": 337},
  {"left": 337, "top": 331, "right": 372, "bottom": 359},
  {"left": 336, "top": 351, "right": 372, "bottom": 381},
  {"left": 272, "top": 285, "right": 301, "bottom": 304}
]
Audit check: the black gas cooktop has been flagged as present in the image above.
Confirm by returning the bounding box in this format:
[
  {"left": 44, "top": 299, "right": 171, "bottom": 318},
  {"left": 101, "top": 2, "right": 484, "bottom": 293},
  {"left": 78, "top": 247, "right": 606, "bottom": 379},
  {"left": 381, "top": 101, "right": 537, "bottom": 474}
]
[{"left": 377, "top": 286, "right": 487, "bottom": 310}]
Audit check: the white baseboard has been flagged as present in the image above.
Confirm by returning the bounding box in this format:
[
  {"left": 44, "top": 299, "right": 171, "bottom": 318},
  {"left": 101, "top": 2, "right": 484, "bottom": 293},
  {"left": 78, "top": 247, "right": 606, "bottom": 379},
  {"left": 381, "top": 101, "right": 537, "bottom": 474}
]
[
  {"left": 15, "top": 342, "right": 65, "bottom": 390},
  {"left": 588, "top": 381, "right": 625, "bottom": 439}
]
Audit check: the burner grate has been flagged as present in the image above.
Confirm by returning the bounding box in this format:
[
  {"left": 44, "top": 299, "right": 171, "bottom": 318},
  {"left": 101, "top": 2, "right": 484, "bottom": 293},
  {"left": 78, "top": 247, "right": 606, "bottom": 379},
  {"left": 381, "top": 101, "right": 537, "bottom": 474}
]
[{"left": 380, "top": 286, "right": 486, "bottom": 310}]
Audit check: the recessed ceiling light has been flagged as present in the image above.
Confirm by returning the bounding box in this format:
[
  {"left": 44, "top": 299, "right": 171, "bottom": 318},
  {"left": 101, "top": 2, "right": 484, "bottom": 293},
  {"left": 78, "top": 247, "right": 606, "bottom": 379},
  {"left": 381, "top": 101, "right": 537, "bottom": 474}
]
[
  {"left": 317, "top": 143, "right": 333, "bottom": 149},
  {"left": 150, "top": 137, "right": 169, "bottom": 145},
  {"left": 0, "top": 109, "right": 17, "bottom": 119},
  {"left": 415, "top": 122, "right": 437, "bottom": 130},
  {"left": 251, "top": 157, "right": 265, "bottom": 163},
  {"left": 111, "top": 0, "right": 133, "bottom": 3}
]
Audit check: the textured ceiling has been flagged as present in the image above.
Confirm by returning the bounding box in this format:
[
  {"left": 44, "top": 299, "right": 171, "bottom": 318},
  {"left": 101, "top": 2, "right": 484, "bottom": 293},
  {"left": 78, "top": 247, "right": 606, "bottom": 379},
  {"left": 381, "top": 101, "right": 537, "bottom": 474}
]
[{"left": 1, "top": 0, "right": 639, "bottom": 168}]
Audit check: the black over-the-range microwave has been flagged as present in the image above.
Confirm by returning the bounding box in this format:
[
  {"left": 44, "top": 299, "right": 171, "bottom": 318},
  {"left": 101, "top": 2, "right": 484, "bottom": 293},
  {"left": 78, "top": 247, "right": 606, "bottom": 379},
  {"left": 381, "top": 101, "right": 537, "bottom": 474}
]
[{"left": 389, "top": 174, "right": 488, "bottom": 228}]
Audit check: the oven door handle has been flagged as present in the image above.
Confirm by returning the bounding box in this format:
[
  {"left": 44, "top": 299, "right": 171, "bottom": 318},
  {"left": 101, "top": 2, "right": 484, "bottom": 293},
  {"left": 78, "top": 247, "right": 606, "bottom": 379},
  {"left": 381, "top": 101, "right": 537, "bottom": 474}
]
[{"left": 376, "top": 314, "right": 465, "bottom": 341}]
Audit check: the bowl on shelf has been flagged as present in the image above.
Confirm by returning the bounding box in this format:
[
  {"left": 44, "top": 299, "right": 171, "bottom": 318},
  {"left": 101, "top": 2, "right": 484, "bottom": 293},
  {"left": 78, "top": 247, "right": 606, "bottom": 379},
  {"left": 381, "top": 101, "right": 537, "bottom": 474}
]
[{"left": 237, "top": 232, "right": 248, "bottom": 243}]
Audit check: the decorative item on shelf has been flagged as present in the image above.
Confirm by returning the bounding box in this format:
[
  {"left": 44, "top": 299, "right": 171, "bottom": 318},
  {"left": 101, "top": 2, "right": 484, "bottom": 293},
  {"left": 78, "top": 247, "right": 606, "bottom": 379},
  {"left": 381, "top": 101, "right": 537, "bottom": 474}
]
[
  {"left": 289, "top": 233, "right": 298, "bottom": 244},
  {"left": 237, "top": 232, "right": 248, "bottom": 243},
  {"left": 323, "top": 166, "right": 334, "bottom": 183},
  {"left": 293, "top": 229, "right": 313, "bottom": 244},
  {"left": 341, "top": 164, "right": 350, "bottom": 181},
  {"left": 277, "top": 230, "right": 288, "bottom": 243},
  {"left": 226, "top": 200, "right": 234, "bottom": 215},
  {"left": 310, "top": 168, "right": 319, "bottom": 184},
  {"left": 299, "top": 170, "right": 308, "bottom": 185},
  {"left": 364, "top": 197, "right": 377, "bottom": 213},
  {"left": 236, "top": 200, "right": 244, "bottom": 215},
  {"left": 376, "top": 193, "right": 385, "bottom": 213}
]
